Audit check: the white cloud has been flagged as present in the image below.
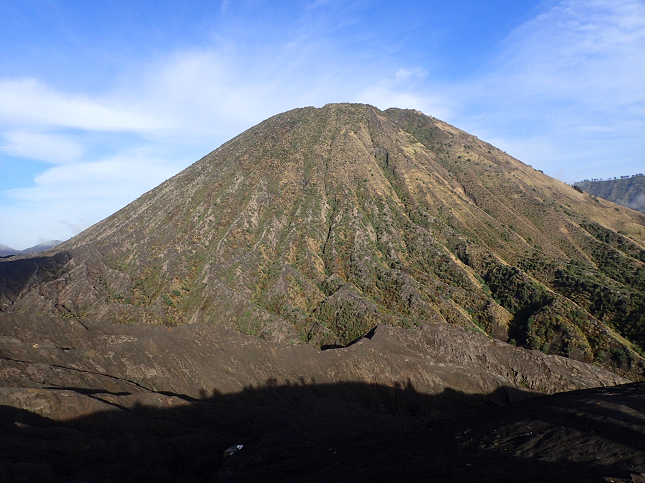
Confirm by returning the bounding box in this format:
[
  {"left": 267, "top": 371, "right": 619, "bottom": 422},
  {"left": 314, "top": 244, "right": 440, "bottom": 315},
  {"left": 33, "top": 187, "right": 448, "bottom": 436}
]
[
  {"left": 59, "top": 219, "right": 91, "bottom": 237},
  {"left": 1, "top": 131, "right": 83, "bottom": 164},
  {"left": 6, "top": 150, "right": 182, "bottom": 203},
  {"left": 395, "top": 68, "right": 427, "bottom": 84},
  {"left": 0, "top": 78, "right": 168, "bottom": 132},
  {"left": 495, "top": 0, "right": 645, "bottom": 115},
  {"left": 131, "top": 50, "right": 268, "bottom": 138}
]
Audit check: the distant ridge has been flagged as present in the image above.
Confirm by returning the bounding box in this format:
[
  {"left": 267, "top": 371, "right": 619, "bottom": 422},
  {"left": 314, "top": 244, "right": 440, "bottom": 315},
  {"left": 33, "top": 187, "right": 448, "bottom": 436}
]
[
  {"left": 0, "top": 245, "right": 20, "bottom": 257},
  {"left": 0, "top": 240, "right": 64, "bottom": 257},
  {"left": 575, "top": 174, "right": 645, "bottom": 214}
]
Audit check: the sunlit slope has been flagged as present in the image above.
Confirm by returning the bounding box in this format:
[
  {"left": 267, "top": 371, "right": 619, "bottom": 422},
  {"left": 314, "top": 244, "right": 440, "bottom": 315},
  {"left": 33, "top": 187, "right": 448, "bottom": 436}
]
[{"left": 3, "top": 104, "right": 644, "bottom": 373}]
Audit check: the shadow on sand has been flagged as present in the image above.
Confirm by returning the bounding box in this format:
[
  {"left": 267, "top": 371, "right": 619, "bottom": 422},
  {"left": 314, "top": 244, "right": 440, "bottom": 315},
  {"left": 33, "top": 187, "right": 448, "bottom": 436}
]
[{"left": 1, "top": 379, "right": 644, "bottom": 482}]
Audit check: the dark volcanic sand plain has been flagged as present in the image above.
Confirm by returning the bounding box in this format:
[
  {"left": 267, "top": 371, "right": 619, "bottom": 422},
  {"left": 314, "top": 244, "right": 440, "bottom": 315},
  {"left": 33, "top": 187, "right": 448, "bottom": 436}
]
[
  {"left": 0, "top": 314, "right": 642, "bottom": 482},
  {"left": 220, "top": 382, "right": 645, "bottom": 483}
]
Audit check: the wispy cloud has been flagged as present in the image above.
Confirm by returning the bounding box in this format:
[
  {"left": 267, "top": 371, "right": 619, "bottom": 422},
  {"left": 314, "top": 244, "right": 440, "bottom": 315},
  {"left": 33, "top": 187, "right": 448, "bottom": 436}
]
[
  {"left": 448, "top": 0, "right": 645, "bottom": 181},
  {"left": 499, "top": 0, "right": 645, "bottom": 104},
  {"left": 2, "top": 147, "right": 186, "bottom": 248},
  {"left": 1, "top": 131, "right": 83, "bottom": 164},
  {"left": 0, "top": 78, "right": 167, "bottom": 132},
  {"left": 395, "top": 68, "right": 427, "bottom": 84}
]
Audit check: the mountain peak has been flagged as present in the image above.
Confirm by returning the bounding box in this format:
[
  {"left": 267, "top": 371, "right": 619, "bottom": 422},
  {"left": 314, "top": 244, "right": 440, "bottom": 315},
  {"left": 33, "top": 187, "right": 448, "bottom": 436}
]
[{"left": 1, "top": 105, "right": 644, "bottom": 374}]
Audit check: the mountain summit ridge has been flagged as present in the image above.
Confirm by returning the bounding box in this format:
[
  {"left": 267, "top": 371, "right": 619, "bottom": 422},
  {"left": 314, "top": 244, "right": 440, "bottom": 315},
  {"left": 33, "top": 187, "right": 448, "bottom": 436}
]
[{"left": 1, "top": 103, "right": 644, "bottom": 374}]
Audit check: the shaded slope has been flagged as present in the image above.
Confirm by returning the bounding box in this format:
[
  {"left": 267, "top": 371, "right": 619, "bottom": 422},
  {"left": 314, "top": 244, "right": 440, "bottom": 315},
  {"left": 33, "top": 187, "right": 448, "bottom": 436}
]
[{"left": 1, "top": 104, "right": 644, "bottom": 373}]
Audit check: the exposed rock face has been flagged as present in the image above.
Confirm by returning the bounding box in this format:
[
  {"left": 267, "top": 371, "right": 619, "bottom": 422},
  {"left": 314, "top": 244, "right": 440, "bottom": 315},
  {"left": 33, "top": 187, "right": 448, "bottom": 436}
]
[
  {"left": 1, "top": 104, "right": 644, "bottom": 372},
  {"left": 0, "top": 312, "right": 630, "bottom": 482},
  {"left": 576, "top": 174, "right": 645, "bottom": 214}
]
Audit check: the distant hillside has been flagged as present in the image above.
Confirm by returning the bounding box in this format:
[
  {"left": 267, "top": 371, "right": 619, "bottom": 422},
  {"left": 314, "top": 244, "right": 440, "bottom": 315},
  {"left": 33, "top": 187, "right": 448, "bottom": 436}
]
[
  {"left": 0, "top": 240, "right": 63, "bottom": 257},
  {"left": 575, "top": 174, "right": 645, "bottom": 214},
  {"left": 20, "top": 240, "right": 64, "bottom": 254},
  {"left": 0, "top": 245, "right": 21, "bottom": 257}
]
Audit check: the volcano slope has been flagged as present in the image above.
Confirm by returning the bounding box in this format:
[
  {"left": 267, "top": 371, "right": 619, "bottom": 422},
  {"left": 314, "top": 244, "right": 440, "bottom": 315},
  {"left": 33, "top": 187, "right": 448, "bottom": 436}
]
[
  {"left": 1, "top": 103, "right": 645, "bottom": 480},
  {"left": 2, "top": 103, "right": 645, "bottom": 374}
]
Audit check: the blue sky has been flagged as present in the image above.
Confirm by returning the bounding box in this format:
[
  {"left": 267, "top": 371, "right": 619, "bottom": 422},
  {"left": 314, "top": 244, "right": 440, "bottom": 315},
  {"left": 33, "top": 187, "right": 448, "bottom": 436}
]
[{"left": 1, "top": 0, "right": 644, "bottom": 249}]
